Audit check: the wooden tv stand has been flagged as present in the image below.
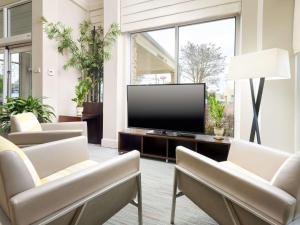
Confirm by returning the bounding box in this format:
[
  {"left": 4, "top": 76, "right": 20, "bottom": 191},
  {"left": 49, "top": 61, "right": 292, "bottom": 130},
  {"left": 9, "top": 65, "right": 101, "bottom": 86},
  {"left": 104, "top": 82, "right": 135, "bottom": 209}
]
[{"left": 118, "top": 129, "right": 231, "bottom": 162}]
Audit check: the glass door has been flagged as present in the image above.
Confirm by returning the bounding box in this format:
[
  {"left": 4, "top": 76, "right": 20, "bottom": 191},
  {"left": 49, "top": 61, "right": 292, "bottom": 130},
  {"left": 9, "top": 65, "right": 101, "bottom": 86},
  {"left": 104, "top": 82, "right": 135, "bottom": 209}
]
[{"left": 8, "top": 46, "right": 32, "bottom": 98}]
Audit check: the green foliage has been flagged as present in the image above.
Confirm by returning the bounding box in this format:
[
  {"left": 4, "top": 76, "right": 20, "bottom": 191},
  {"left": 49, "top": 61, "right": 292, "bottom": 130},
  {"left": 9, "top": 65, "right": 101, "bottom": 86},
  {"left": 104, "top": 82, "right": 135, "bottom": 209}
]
[
  {"left": 42, "top": 17, "right": 121, "bottom": 81},
  {"left": 208, "top": 95, "right": 225, "bottom": 128},
  {"left": 0, "top": 96, "right": 55, "bottom": 133},
  {"left": 72, "top": 78, "right": 93, "bottom": 107}
]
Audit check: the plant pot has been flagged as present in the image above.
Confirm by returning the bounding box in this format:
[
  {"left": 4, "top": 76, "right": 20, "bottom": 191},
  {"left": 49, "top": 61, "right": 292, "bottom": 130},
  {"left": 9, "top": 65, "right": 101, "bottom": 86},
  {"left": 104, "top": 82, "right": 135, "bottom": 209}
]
[
  {"left": 214, "top": 127, "right": 224, "bottom": 140},
  {"left": 76, "top": 107, "right": 84, "bottom": 116}
]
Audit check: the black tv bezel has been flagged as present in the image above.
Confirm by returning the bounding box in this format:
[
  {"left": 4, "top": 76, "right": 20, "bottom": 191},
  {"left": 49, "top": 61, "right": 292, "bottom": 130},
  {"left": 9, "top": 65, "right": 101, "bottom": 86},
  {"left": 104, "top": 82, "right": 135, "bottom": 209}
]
[{"left": 127, "top": 83, "right": 206, "bottom": 134}]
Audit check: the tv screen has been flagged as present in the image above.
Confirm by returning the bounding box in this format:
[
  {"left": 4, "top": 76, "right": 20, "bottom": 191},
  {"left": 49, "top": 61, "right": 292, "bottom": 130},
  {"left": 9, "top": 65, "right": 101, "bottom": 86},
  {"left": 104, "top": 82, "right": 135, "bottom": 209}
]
[{"left": 127, "top": 84, "right": 205, "bottom": 133}]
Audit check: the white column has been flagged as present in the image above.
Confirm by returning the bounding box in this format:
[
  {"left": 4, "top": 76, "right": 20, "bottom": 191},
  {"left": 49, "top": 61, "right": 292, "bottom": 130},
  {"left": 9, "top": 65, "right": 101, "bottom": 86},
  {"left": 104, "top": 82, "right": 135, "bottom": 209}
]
[
  {"left": 102, "top": 0, "right": 124, "bottom": 148},
  {"left": 31, "top": 0, "right": 43, "bottom": 98}
]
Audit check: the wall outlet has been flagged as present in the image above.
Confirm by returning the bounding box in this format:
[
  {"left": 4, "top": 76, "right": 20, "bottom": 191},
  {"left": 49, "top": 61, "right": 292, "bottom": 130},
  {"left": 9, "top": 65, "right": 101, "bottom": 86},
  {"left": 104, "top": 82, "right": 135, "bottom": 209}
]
[{"left": 48, "top": 69, "right": 55, "bottom": 76}]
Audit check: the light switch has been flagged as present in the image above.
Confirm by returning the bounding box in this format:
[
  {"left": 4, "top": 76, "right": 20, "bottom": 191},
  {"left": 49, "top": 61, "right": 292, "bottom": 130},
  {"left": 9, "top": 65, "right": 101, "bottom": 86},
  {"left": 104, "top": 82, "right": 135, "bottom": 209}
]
[{"left": 33, "top": 68, "right": 41, "bottom": 73}]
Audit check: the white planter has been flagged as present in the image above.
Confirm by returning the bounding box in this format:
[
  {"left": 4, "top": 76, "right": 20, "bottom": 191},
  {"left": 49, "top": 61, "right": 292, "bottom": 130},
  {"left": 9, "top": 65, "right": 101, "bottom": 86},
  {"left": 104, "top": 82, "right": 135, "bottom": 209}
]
[
  {"left": 76, "top": 107, "right": 84, "bottom": 116},
  {"left": 214, "top": 127, "right": 224, "bottom": 140}
]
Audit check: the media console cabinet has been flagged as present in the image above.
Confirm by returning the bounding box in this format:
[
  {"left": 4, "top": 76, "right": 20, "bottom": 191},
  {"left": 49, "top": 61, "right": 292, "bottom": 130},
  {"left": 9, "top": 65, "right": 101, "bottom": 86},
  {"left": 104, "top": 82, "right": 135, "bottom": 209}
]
[{"left": 118, "top": 129, "right": 231, "bottom": 162}]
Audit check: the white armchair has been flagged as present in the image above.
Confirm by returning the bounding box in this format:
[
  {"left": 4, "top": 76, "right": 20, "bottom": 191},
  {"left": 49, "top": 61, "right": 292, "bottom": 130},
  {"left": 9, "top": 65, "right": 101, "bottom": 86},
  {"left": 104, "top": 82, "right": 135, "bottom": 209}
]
[
  {"left": 171, "top": 140, "right": 300, "bottom": 225},
  {"left": 8, "top": 112, "right": 87, "bottom": 146},
  {"left": 0, "top": 135, "right": 142, "bottom": 225}
]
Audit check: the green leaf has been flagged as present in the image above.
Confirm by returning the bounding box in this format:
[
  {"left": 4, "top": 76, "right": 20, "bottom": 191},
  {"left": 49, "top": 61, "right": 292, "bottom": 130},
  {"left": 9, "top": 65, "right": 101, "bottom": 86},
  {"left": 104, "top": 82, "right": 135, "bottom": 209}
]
[{"left": 0, "top": 96, "right": 56, "bottom": 133}]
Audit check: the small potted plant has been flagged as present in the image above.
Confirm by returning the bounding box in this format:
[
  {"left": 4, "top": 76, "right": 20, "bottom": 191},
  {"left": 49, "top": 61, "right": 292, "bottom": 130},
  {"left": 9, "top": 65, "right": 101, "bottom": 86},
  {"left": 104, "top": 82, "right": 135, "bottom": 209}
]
[
  {"left": 72, "top": 78, "right": 93, "bottom": 116},
  {"left": 208, "top": 95, "right": 225, "bottom": 140}
]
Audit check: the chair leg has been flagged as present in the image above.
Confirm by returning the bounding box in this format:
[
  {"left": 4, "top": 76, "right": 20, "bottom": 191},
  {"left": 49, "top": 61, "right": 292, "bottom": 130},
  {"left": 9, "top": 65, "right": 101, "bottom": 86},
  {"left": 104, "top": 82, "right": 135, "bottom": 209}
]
[
  {"left": 170, "top": 169, "right": 178, "bottom": 224},
  {"left": 137, "top": 174, "right": 143, "bottom": 225}
]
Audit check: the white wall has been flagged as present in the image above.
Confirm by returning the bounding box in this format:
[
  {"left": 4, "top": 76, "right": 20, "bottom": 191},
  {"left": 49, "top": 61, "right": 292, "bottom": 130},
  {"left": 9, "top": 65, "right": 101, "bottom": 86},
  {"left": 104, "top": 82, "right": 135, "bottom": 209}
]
[
  {"left": 32, "top": 0, "right": 88, "bottom": 116},
  {"left": 236, "top": 0, "right": 295, "bottom": 153},
  {"left": 120, "top": 0, "right": 241, "bottom": 32},
  {"left": 102, "top": 0, "right": 125, "bottom": 148},
  {"left": 56, "top": 0, "right": 88, "bottom": 115},
  {"left": 260, "top": 0, "right": 295, "bottom": 152}
]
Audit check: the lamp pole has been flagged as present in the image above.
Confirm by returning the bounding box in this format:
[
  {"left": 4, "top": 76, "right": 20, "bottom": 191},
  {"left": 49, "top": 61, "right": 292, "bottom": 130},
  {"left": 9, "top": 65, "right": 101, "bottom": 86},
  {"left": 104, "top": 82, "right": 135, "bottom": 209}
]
[{"left": 249, "top": 77, "right": 265, "bottom": 144}]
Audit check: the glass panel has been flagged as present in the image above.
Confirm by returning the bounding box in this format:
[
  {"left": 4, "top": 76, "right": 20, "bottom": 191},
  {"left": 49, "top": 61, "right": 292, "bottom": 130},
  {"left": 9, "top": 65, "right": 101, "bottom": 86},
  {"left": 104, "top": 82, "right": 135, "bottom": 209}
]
[
  {"left": 297, "top": 54, "right": 300, "bottom": 151},
  {"left": 178, "top": 18, "right": 236, "bottom": 136},
  {"left": 131, "top": 28, "right": 176, "bottom": 84},
  {"left": 0, "top": 52, "right": 4, "bottom": 104},
  {"left": 10, "top": 50, "right": 32, "bottom": 98},
  {"left": 9, "top": 2, "right": 32, "bottom": 36},
  {"left": 0, "top": 10, "right": 3, "bottom": 38}
]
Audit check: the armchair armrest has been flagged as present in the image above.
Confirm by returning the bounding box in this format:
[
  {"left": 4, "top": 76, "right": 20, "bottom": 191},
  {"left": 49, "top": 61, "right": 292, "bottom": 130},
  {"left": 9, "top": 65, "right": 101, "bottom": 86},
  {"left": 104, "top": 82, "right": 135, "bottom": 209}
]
[
  {"left": 23, "top": 136, "right": 89, "bottom": 178},
  {"left": 176, "top": 146, "right": 296, "bottom": 225},
  {"left": 9, "top": 151, "right": 140, "bottom": 225},
  {"left": 8, "top": 130, "right": 83, "bottom": 146},
  {"left": 41, "top": 122, "right": 87, "bottom": 136}
]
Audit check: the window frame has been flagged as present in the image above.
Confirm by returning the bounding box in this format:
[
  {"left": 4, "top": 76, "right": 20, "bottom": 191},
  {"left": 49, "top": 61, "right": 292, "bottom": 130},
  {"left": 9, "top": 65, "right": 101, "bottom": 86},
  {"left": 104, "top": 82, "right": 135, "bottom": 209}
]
[
  {"left": 129, "top": 16, "right": 238, "bottom": 136},
  {"left": 130, "top": 16, "right": 238, "bottom": 85},
  {"left": 0, "top": 0, "right": 32, "bottom": 41}
]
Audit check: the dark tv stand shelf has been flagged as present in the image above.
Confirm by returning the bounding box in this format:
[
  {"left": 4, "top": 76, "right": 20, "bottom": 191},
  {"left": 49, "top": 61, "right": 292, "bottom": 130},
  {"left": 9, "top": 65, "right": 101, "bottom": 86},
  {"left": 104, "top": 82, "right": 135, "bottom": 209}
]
[{"left": 118, "top": 129, "right": 231, "bottom": 162}]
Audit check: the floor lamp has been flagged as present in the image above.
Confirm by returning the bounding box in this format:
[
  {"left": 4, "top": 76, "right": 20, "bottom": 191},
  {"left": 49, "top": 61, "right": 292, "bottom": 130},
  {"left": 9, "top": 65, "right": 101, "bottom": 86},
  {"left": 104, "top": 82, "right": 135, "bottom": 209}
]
[{"left": 228, "top": 48, "right": 291, "bottom": 144}]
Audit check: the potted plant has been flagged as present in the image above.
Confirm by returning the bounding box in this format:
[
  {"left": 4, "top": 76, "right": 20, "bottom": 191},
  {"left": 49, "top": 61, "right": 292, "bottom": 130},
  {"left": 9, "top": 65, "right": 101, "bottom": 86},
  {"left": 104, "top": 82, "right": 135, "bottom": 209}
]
[
  {"left": 72, "top": 78, "right": 93, "bottom": 116},
  {"left": 42, "top": 18, "right": 121, "bottom": 104},
  {"left": 208, "top": 95, "right": 225, "bottom": 140},
  {"left": 0, "top": 96, "right": 55, "bottom": 133}
]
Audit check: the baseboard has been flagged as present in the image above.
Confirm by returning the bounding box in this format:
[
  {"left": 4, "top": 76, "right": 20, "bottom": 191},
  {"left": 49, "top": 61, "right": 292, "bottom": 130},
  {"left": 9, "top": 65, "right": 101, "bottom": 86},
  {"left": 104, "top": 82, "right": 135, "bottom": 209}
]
[{"left": 101, "top": 138, "right": 118, "bottom": 149}]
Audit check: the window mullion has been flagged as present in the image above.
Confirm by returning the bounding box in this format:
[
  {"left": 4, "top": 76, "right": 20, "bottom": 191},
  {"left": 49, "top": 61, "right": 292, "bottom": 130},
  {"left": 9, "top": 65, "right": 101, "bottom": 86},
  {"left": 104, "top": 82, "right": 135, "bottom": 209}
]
[
  {"left": 3, "top": 8, "right": 7, "bottom": 38},
  {"left": 175, "top": 26, "right": 179, "bottom": 84}
]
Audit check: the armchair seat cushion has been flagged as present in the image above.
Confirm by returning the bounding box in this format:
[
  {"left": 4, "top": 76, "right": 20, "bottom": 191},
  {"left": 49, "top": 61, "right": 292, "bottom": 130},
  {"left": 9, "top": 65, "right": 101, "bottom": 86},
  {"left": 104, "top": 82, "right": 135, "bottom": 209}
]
[{"left": 41, "top": 160, "right": 99, "bottom": 184}]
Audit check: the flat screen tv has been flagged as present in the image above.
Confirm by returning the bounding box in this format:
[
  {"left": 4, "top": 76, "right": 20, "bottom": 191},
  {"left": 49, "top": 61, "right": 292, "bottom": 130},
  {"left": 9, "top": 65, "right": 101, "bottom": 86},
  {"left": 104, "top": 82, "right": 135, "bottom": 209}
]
[{"left": 127, "top": 84, "right": 205, "bottom": 134}]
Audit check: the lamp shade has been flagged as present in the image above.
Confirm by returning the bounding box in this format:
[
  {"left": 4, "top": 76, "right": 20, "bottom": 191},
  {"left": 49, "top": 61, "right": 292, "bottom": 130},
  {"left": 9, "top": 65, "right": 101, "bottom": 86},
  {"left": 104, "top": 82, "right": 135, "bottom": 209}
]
[{"left": 228, "top": 48, "right": 291, "bottom": 80}]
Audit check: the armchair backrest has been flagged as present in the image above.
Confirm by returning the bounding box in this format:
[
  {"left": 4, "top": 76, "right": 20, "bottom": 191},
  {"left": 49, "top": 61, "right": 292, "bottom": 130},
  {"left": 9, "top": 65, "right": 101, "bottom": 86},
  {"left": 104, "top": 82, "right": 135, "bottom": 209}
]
[
  {"left": 271, "top": 153, "right": 300, "bottom": 218},
  {"left": 0, "top": 136, "right": 41, "bottom": 218},
  {"left": 228, "top": 140, "right": 290, "bottom": 181},
  {"left": 10, "top": 112, "right": 42, "bottom": 133},
  {"left": 228, "top": 140, "right": 300, "bottom": 219}
]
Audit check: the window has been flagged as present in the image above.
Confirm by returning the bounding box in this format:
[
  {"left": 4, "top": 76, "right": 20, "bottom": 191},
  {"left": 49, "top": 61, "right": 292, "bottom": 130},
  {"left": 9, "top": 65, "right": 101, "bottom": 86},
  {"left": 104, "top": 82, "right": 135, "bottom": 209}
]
[
  {"left": 10, "top": 48, "right": 32, "bottom": 99},
  {"left": 0, "top": 52, "right": 4, "bottom": 104},
  {"left": 131, "top": 28, "right": 176, "bottom": 84},
  {"left": 130, "top": 18, "right": 236, "bottom": 136},
  {"left": 0, "top": 1, "right": 32, "bottom": 102},
  {"left": 8, "top": 2, "right": 32, "bottom": 37}
]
